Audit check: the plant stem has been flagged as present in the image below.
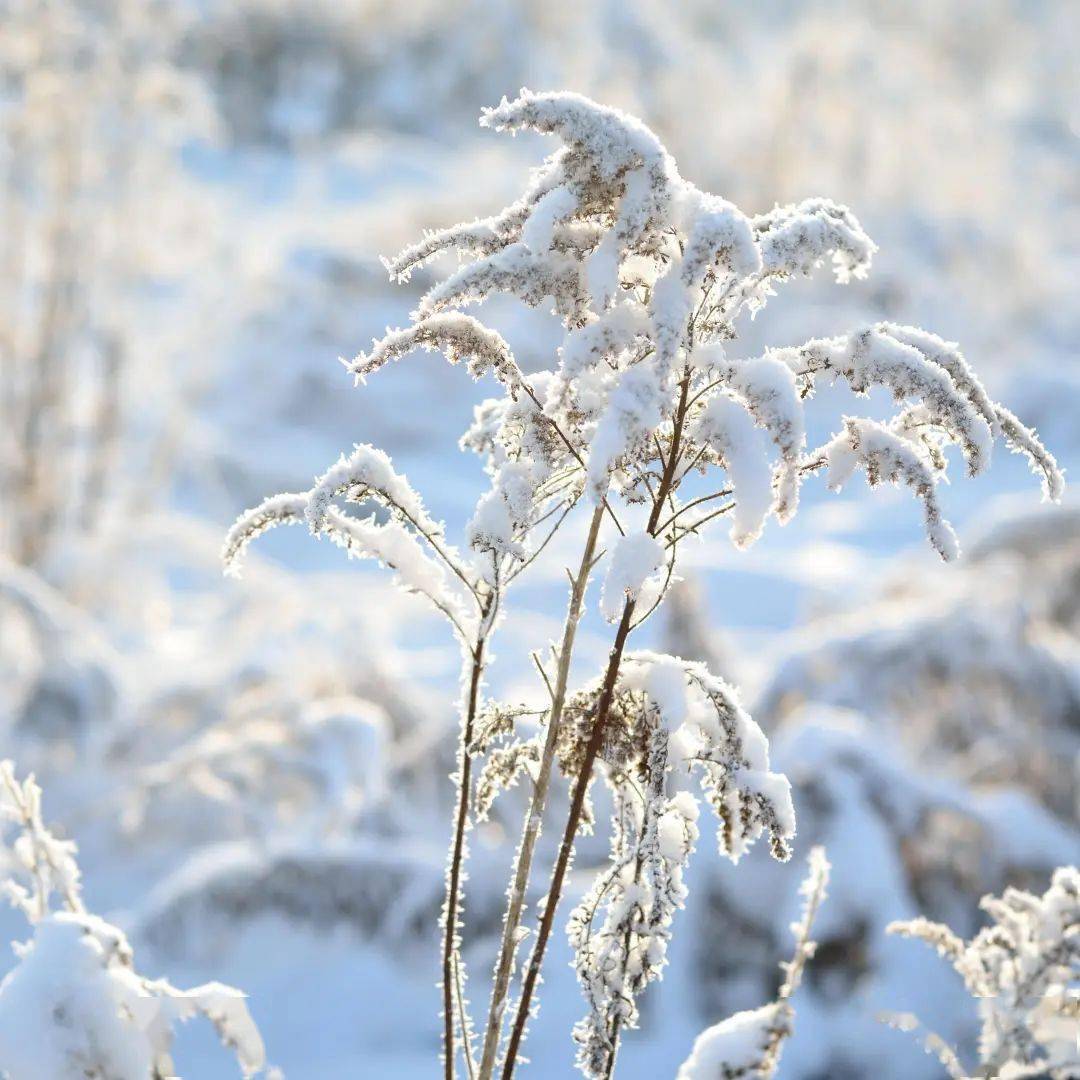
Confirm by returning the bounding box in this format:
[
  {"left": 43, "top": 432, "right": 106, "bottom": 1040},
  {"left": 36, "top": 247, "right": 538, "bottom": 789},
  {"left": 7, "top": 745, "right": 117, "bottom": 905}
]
[
  {"left": 478, "top": 503, "right": 606, "bottom": 1078},
  {"left": 501, "top": 372, "right": 694, "bottom": 1077},
  {"left": 501, "top": 598, "right": 638, "bottom": 1078},
  {"left": 443, "top": 627, "right": 490, "bottom": 1080}
]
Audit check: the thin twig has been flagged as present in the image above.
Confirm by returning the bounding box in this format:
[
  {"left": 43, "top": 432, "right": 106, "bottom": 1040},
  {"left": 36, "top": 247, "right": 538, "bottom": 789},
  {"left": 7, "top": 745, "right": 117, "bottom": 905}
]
[{"left": 519, "top": 381, "right": 625, "bottom": 537}]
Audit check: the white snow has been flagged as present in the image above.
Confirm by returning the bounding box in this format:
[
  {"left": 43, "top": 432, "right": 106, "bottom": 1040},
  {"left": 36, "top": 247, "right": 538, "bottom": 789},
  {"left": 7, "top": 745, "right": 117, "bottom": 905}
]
[{"left": 600, "top": 532, "right": 666, "bottom": 622}]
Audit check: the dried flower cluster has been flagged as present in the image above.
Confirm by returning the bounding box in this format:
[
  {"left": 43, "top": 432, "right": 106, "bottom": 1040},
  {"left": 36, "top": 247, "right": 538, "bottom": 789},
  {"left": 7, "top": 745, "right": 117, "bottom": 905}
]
[{"left": 224, "top": 89, "right": 1062, "bottom": 1078}]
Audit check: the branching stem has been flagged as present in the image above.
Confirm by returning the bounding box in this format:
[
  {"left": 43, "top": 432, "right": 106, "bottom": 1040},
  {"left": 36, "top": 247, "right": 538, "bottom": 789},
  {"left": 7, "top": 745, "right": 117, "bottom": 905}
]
[
  {"left": 479, "top": 503, "right": 606, "bottom": 1078},
  {"left": 501, "top": 371, "right": 694, "bottom": 1077}
]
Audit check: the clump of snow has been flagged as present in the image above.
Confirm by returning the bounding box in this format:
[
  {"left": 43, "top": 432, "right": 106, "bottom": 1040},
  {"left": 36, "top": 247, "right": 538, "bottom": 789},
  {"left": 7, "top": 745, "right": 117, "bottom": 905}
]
[
  {"left": 821, "top": 416, "right": 960, "bottom": 561},
  {"left": 0, "top": 913, "right": 265, "bottom": 1080},
  {"left": 599, "top": 531, "right": 665, "bottom": 621},
  {"left": 676, "top": 1004, "right": 779, "bottom": 1079},
  {"left": 693, "top": 393, "right": 774, "bottom": 549}
]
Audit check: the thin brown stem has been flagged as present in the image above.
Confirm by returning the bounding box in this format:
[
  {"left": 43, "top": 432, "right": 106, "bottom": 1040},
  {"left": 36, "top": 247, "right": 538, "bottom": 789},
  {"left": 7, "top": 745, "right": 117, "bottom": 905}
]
[
  {"left": 501, "top": 371, "right": 694, "bottom": 1077},
  {"left": 655, "top": 487, "right": 733, "bottom": 536},
  {"left": 665, "top": 502, "right": 736, "bottom": 548},
  {"left": 506, "top": 498, "right": 578, "bottom": 584},
  {"left": 519, "top": 381, "right": 625, "bottom": 536},
  {"left": 479, "top": 503, "right": 606, "bottom": 1078},
  {"left": 443, "top": 624, "right": 490, "bottom": 1080},
  {"left": 500, "top": 598, "right": 638, "bottom": 1079}
]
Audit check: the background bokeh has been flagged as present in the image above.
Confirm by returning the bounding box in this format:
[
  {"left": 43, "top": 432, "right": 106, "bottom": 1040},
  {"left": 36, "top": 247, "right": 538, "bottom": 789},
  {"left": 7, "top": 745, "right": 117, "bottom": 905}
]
[{"left": 1, "top": 1, "right": 1077, "bottom": 1075}]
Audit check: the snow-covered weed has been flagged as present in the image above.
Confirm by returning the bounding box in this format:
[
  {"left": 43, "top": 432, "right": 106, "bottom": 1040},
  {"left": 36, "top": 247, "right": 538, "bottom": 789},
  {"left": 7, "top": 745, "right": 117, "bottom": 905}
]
[
  {"left": 225, "top": 89, "right": 1062, "bottom": 1078},
  {"left": 0, "top": 762, "right": 268, "bottom": 1079}
]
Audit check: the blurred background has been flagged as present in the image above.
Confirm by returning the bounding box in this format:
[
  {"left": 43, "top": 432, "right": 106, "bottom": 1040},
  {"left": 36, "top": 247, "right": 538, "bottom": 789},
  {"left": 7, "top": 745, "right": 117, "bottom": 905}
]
[{"left": 0, "top": 0, "right": 1077, "bottom": 1075}]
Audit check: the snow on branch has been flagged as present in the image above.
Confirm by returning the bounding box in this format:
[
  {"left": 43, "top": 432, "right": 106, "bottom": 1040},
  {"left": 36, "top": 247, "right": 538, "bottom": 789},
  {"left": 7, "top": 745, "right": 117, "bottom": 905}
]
[
  {"left": 692, "top": 392, "right": 774, "bottom": 548},
  {"left": 349, "top": 313, "right": 524, "bottom": 398},
  {"left": 222, "top": 448, "right": 474, "bottom": 631},
  {"left": 773, "top": 325, "right": 996, "bottom": 475},
  {"left": 417, "top": 243, "right": 591, "bottom": 326},
  {"left": 560, "top": 650, "right": 794, "bottom": 1074},
  {"left": 0, "top": 763, "right": 267, "bottom": 1079},
  {"left": 480, "top": 89, "right": 674, "bottom": 184},
  {"left": 320, "top": 511, "right": 471, "bottom": 625},
  {"left": 556, "top": 302, "right": 652, "bottom": 385},
  {"left": 599, "top": 531, "right": 665, "bottom": 622},
  {"left": 568, "top": 729, "right": 699, "bottom": 1077},
  {"left": 376, "top": 88, "right": 1061, "bottom": 551},
  {"left": 556, "top": 651, "right": 793, "bottom": 864},
  {"left": 819, "top": 416, "right": 960, "bottom": 560},
  {"left": 222, "top": 491, "right": 309, "bottom": 576},
  {"left": 521, "top": 184, "right": 580, "bottom": 252},
  {"left": 676, "top": 847, "right": 831, "bottom": 1080},
  {"left": 0, "top": 761, "right": 83, "bottom": 921},
  {"left": 994, "top": 404, "right": 1066, "bottom": 503},
  {"left": 305, "top": 442, "right": 442, "bottom": 537},
  {"left": 650, "top": 192, "right": 759, "bottom": 380},
  {"left": 585, "top": 365, "right": 666, "bottom": 500},
  {"left": 381, "top": 150, "right": 569, "bottom": 283},
  {"left": 753, "top": 196, "right": 876, "bottom": 283},
  {"left": 715, "top": 353, "right": 806, "bottom": 523}
]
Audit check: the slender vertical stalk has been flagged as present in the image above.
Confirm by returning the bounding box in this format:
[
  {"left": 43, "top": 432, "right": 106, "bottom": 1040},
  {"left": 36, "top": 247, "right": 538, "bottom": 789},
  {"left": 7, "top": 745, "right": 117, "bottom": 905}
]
[
  {"left": 443, "top": 594, "right": 494, "bottom": 1080},
  {"left": 501, "top": 371, "right": 693, "bottom": 1077},
  {"left": 478, "top": 503, "right": 605, "bottom": 1077},
  {"left": 501, "top": 598, "right": 637, "bottom": 1078}
]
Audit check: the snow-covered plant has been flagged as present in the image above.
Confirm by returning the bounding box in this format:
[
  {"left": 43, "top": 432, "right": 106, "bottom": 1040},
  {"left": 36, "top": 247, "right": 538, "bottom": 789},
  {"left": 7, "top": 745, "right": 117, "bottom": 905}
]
[
  {"left": 0, "top": 760, "right": 267, "bottom": 1079},
  {"left": 691, "top": 709, "right": 1078, "bottom": 1079},
  {"left": 677, "top": 846, "right": 830, "bottom": 1080},
  {"left": 0, "top": 556, "right": 119, "bottom": 759},
  {"left": 886, "top": 867, "right": 1080, "bottom": 1079},
  {"left": 562, "top": 654, "right": 793, "bottom": 1076},
  {"left": 224, "top": 437, "right": 510, "bottom": 1080},
  {"left": 225, "top": 89, "right": 1061, "bottom": 1078},
  {"left": 121, "top": 694, "right": 389, "bottom": 847}
]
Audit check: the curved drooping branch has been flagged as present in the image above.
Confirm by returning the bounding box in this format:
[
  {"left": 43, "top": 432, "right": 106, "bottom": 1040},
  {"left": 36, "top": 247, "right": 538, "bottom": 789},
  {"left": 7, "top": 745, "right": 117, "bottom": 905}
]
[
  {"left": 349, "top": 314, "right": 525, "bottom": 398},
  {"left": 383, "top": 150, "right": 569, "bottom": 283},
  {"left": 222, "top": 448, "right": 481, "bottom": 641}
]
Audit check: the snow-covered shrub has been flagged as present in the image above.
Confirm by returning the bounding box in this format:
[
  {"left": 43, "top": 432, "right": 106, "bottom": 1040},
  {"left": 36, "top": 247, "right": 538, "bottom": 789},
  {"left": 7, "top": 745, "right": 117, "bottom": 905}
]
[
  {"left": 121, "top": 694, "right": 389, "bottom": 847},
  {"left": 691, "top": 710, "right": 1079, "bottom": 1079},
  {"left": 0, "top": 517, "right": 428, "bottom": 875},
  {"left": 966, "top": 505, "right": 1080, "bottom": 637},
  {"left": 0, "top": 558, "right": 120, "bottom": 761},
  {"left": 677, "top": 846, "right": 830, "bottom": 1080},
  {"left": 225, "top": 89, "right": 1061, "bottom": 1077},
  {"left": 0, "top": 761, "right": 267, "bottom": 1079},
  {"left": 887, "top": 867, "right": 1080, "bottom": 1079}
]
